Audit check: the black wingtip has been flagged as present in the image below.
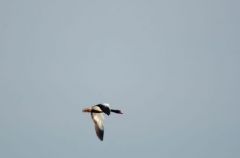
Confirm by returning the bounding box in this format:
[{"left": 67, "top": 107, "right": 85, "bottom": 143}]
[
  {"left": 95, "top": 126, "right": 104, "bottom": 141},
  {"left": 98, "top": 134, "right": 104, "bottom": 141}
]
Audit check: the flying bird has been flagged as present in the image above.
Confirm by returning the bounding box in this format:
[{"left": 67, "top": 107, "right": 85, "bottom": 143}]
[{"left": 82, "top": 103, "right": 123, "bottom": 141}]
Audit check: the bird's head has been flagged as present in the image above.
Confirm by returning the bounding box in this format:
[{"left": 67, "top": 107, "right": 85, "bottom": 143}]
[{"left": 111, "top": 109, "right": 123, "bottom": 114}]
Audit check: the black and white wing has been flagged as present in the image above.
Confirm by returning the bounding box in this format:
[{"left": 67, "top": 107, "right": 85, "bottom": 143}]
[
  {"left": 91, "top": 106, "right": 104, "bottom": 141},
  {"left": 96, "top": 103, "right": 111, "bottom": 115}
]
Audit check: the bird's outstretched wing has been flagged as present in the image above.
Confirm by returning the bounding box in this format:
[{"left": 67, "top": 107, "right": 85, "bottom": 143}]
[
  {"left": 91, "top": 106, "right": 104, "bottom": 141},
  {"left": 96, "top": 104, "right": 111, "bottom": 115}
]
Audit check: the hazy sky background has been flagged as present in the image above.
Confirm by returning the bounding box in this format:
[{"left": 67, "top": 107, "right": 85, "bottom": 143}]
[{"left": 0, "top": 0, "right": 240, "bottom": 158}]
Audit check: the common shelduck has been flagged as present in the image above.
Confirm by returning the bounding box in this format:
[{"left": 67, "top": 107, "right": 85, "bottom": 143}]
[{"left": 82, "top": 103, "right": 123, "bottom": 141}]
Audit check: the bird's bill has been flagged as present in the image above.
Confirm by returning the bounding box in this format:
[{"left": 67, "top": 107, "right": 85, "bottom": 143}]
[{"left": 82, "top": 108, "right": 92, "bottom": 113}]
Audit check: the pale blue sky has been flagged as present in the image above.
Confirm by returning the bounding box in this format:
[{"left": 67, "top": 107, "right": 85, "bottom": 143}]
[{"left": 0, "top": 0, "right": 240, "bottom": 158}]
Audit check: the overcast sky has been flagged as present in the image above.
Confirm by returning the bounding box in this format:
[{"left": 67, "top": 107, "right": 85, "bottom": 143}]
[{"left": 0, "top": 0, "right": 240, "bottom": 158}]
